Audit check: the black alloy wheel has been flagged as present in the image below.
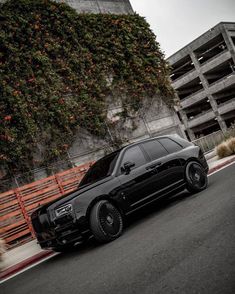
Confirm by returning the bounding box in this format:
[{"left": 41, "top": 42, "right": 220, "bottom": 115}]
[
  {"left": 90, "top": 200, "right": 123, "bottom": 242},
  {"left": 185, "top": 161, "right": 208, "bottom": 193}
]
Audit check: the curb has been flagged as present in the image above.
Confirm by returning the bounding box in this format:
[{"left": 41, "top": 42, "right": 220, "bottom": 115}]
[
  {"left": 205, "top": 150, "right": 216, "bottom": 160},
  {"left": 0, "top": 250, "right": 54, "bottom": 281},
  {"left": 208, "top": 156, "right": 235, "bottom": 175},
  {"left": 1, "top": 157, "right": 235, "bottom": 282}
]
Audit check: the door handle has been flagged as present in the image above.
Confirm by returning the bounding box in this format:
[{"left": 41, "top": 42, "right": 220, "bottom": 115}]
[{"left": 146, "top": 162, "right": 162, "bottom": 170}]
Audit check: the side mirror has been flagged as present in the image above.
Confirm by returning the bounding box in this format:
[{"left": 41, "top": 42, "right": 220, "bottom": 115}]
[{"left": 121, "top": 161, "right": 135, "bottom": 174}]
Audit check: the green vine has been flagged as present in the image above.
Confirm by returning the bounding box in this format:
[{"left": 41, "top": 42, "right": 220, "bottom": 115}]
[{"left": 0, "top": 0, "right": 174, "bottom": 173}]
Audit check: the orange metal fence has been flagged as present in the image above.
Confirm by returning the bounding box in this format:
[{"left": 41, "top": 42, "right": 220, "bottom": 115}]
[{"left": 0, "top": 162, "right": 92, "bottom": 249}]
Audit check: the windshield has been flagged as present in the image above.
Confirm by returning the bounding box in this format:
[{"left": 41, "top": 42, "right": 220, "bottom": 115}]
[{"left": 79, "top": 151, "right": 120, "bottom": 187}]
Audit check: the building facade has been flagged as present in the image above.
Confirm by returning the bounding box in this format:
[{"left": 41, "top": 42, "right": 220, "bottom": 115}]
[
  {"left": 0, "top": 0, "right": 134, "bottom": 14},
  {"left": 56, "top": 0, "right": 134, "bottom": 14},
  {"left": 167, "top": 22, "right": 235, "bottom": 140}
]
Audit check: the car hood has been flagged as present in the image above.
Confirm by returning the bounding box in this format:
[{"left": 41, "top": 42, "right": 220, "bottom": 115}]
[{"left": 34, "top": 176, "right": 113, "bottom": 213}]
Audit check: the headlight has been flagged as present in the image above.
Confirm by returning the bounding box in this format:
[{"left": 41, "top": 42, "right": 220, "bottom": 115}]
[{"left": 55, "top": 204, "right": 72, "bottom": 218}]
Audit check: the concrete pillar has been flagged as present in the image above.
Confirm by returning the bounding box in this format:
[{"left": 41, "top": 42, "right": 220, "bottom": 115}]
[
  {"left": 217, "top": 116, "right": 227, "bottom": 133},
  {"left": 178, "top": 108, "right": 196, "bottom": 140},
  {"left": 172, "top": 107, "right": 187, "bottom": 139},
  {"left": 178, "top": 109, "right": 189, "bottom": 128},
  {"left": 221, "top": 25, "right": 235, "bottom": 65},
  {"left": 190, "top": 52, "right": 227, "bottom": 133},
  {"left": 186, "top": 128, "right": 195, "bottom": 140}
]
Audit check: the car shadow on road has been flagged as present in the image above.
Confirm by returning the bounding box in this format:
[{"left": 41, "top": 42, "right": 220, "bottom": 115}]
[
  {"left": 125, "top": 189, "right": 191, "bottom": 229},
  {"left": 44, "top": 189, "right": 196, "bottom": 266},
  {"left": 124, "top": 180, "right": 212, "bottom": 235}
]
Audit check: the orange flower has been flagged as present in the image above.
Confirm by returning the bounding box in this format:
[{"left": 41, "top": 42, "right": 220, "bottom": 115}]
[
  {"left": 0, "top": 154, "right": 7, "bottom": 160},
  {"left": 28, "top": 77, "right": 35, "bottom": 83},
  {"left": 4, "top": 115, "right": 12, "bottom": 121},
  {"left": 13, "top": 90, "right": 19, "bottom": 96},
  {"left": 58, "top": 98, "right": 65, "bottom": 104}
]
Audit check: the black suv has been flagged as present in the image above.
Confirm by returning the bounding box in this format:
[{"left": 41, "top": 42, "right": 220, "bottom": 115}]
[{"left": 31, "top": 135, "right": 208, "bottom": 251}]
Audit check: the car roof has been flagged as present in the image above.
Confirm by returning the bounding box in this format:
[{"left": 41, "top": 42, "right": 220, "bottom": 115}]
[
  {"left": 89, "top": 134, "right": 190, "bottom": 177},
  {"left": 106, "top": 134, "right": 184, "bottom": 158},
  {"left": 121, "top": 134, "right": 183, "bottom": 150}
]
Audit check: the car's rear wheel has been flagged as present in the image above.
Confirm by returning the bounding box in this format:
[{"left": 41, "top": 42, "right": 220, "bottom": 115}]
[
  {"left": 185, "top": 161, "right": 208, "bottom": 193},
  {"left": 89, "top": 200, "right": 123, "bottom": 243}
]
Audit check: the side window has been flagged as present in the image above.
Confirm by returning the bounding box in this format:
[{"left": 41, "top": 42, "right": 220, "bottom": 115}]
[
  {"left": 141, "top": 140, "right": 168, "bottom": 161},
  {"left": 158, "top": 138, "right": 182, "bottom": 153},
  {"left": 120, "top": 145, "right": 146, "bottom": 170}
]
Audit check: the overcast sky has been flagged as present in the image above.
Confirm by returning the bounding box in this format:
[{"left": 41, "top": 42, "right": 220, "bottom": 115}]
[{"left": 129, "top": 0, "right": 235, "bottom": 58}]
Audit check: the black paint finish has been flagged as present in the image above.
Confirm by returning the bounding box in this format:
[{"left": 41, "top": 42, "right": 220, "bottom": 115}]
[{"left": 31, "top": 135, "right": 209, "bottom": 250}]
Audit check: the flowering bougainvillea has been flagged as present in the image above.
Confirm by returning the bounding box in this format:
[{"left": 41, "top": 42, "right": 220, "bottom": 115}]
[{"left": 0, "top": 0, "right": 174, "bottom": 173}]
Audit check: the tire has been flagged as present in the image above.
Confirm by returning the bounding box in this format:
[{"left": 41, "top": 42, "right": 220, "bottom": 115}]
[
  {"left": 89, "top": 200, "right": 123, "bottom": 243},
  {"left": 185, "top": 161, "right": 208, "bottom": 193}
]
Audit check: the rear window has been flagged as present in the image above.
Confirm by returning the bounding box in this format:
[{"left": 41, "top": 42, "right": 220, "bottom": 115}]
[
  {"left": 158, "top": 138, "right": 182, "bottom": 153},
  {"left": 141, "top": 140, "right": 168, "bottom": 161}
]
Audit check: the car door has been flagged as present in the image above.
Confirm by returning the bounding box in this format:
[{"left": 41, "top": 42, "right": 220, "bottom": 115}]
[
  {"left": 117, "top": 145, "right": 158, "bottom": 210},
  {"left": 140, "top": 139, "right": 183, "bottom": 199},
  {"left": 157, "top": 137, "right": 184, "bottom": 183}
]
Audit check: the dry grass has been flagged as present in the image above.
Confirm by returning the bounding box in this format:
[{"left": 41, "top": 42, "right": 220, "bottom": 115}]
[
  {"left": 216, "top": 142, "right": 232, "bottom": 158},
  {"left": 226, "top": 137, "right": 235, "bottom": 154}
]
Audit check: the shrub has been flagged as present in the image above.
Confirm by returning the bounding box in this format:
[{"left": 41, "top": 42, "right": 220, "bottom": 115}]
[
  {"left": 216, "top": 142, "right": 232, "bottom": 158},
  {"left": 226, "top": 137, "right": 235, "bottom": 154},
  {"left": 0, "top": 0, "right": 175, "bottom": 173}
]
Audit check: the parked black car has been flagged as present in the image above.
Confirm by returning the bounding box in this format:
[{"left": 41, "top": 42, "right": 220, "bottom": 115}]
[{"left": 31, "top": 135, "right": 208, "bottom": 251}]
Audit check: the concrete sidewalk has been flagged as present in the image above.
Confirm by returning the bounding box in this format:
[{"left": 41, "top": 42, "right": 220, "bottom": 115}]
[
  {"left": 207, "top": 153, "right": 235, "bottom": 172},
  {"left": 1, "top": 152, "right": 235, "bottom": 282},
  {"left": 0, "top": 240, "right": 55, "bottom": 281}
]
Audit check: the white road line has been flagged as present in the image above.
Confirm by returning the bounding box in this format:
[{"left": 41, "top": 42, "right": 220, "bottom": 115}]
[
  {"left": 0, "top": 252, "right": 59, "bottom": 284},
  {"left": 208, "top": 160, "right": 235, "bottom": 176}
]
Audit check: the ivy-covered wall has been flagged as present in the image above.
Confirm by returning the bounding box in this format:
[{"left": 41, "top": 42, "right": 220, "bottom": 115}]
[{"left": 0, "top": 0, "right": 175, "bottom": 174}]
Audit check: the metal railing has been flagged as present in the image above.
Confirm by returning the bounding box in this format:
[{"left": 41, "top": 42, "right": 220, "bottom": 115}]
[{"left": 192, "top": 127, "right": 235, "bottom": 153}]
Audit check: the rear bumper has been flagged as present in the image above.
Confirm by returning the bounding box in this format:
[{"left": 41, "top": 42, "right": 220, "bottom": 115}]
[
  {"left": 201, "top": 158, "right": 209, "bottom": 174},
  {"left": 199, "top": 153, "right": 209, "bottom": 173}
]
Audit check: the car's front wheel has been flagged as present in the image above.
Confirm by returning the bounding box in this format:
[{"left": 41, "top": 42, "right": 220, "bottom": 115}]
[
  {"left": 89, "top": 200, "right": 123, "bottom": 243},
  {"left": 185, "top": 161, "right": 208, "bottom": 193}
]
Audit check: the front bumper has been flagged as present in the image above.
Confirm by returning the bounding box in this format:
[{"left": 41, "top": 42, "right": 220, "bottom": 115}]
[
  {"left": 32, "top": 212, "right": 90, "bottom": 249},
  {"left": 38, "top": 226, "right": 88, "bottom": 249}
]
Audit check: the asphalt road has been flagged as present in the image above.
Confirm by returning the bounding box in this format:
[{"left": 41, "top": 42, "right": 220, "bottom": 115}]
[{"left": 1, "top": 163, "right": 235, "bottom": 294}]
